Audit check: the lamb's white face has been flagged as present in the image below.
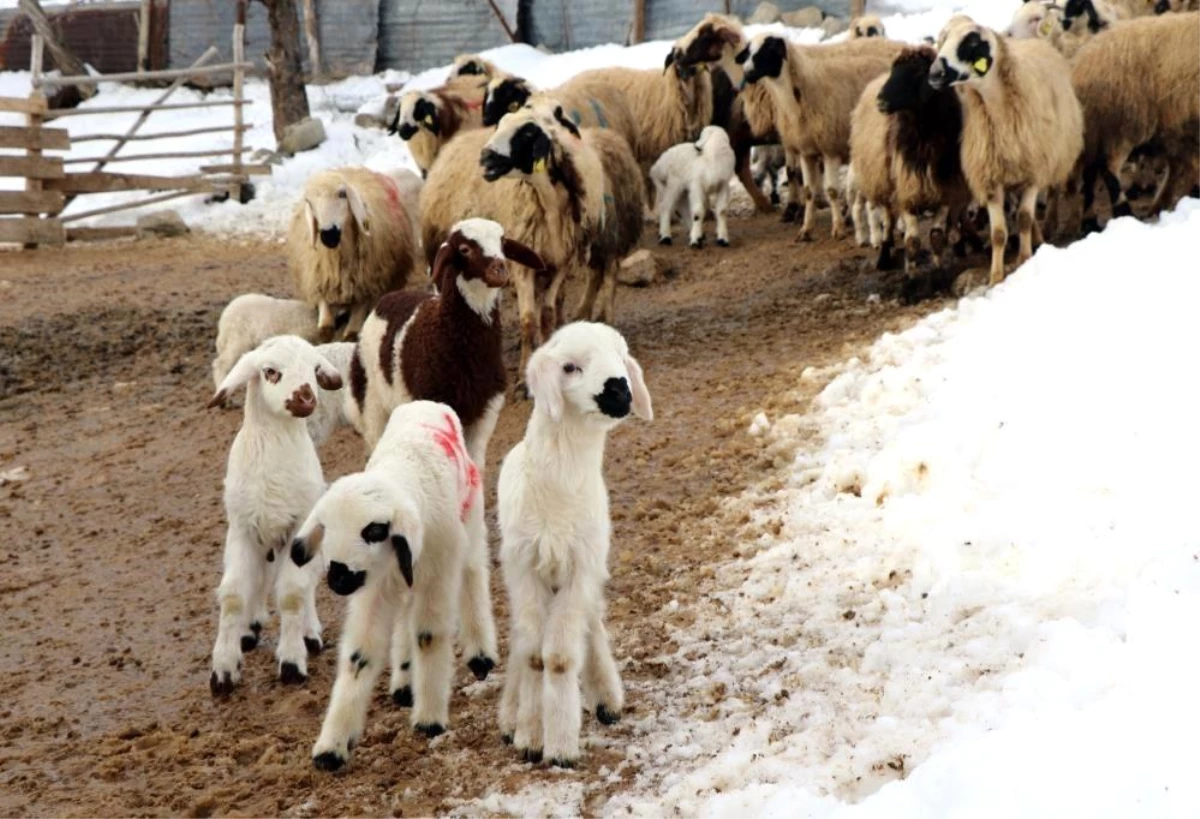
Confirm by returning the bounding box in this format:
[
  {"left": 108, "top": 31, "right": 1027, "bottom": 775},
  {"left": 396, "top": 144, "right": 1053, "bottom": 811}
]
[
  {"left": 209, "top": 335, "right": 343, "bottom": 420},
  {"left": 695, "top": 125, "right": 727, "bottom": 152},
  {"left": 290, "top": 473, "right": 423, "bottom": 595},
  {"left": 526, "top": 322, "right": 653, "bottom": 426}
]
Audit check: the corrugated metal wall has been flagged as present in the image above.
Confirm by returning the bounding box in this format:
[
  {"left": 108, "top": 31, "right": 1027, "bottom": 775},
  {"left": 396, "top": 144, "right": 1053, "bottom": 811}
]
[
  {"left": 0, "top": 1, "right": 166, "bottom": 73},
  {"left": 377, "top": 0, "right": 518, "bottom": 74}
]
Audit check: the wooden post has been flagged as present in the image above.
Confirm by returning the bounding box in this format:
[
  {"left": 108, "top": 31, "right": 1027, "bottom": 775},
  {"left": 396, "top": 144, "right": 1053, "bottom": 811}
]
[
  {"left": 258, "top": 0, "right": 311, "bottom": 144},
  {"left": 26, "top": 35, "right": 46, "bottom": 249},
  {"left": 851, "top": 0, "right": 866, "bottom": 18},
  {"left": 301, "top": 0, "right": 322, "bottom": 80},
  {"left": 18, "top": 0, "right": 96, "bottom": 99},
  {"left": 137, "top": 0, "right": 153, "bottom": 74},
  {"left": 233, "top": 20, "right": 247, "bottom": 200},
  {"left": 632, "top": 0, "right": 646, "bottom": 45}
]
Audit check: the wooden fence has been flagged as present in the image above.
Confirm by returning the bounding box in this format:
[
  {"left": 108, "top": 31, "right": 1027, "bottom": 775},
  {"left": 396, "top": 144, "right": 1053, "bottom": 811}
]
[{"left": 0, "top": 22, "right": 269, "bottom": 248}]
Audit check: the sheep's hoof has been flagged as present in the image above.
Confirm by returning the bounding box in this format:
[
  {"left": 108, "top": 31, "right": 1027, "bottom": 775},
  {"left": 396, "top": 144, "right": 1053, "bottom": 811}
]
[
  {"left": 793, "top": 231, "right": 813, "bottom": 244},
  {"left": 549, "top": 756, "right": 578, "bottom": 769},
  {"left": 312, "top": 751, "right": 346, "bottom": 772},
  {"left": 770, "top": 191, "right": 781, "bottom": 206},
  {"left": 279, "top": 662, "right": 307, "bottom": 685},
  {"left": 716, "top": 238, "right": 729, "bottom": 248},
  {"left": 1080, "top": 217, "right": 1102, "bottom": 236},
  {"left": 415, "top": 722, "right": 445, "bottom": 739},
  {"left": 391, "top": 686, "right": 413, "bottom": 708},
  {"left": 595, "top": 704, "right": 621, "bottom": 725},
  {"left": 520, "top": 747, "right": 543, "bottom": 764},
  {"left": 658, "top": 235, "right": 672, "bottom": 246},
  {"left": 467, "top": 654, "right": 496, "bottom": 681},
  {"left": 501, "top": 732, "right": 514, "bottom": 745},
  {"left": 781, "top": 203, "right": 801, "bottom": 223},
  {"left": 304, "top": 636, "right": 323, "bottom": 656},
  {"left": 1112, "top": 202, "right": 1133, "bottom": 219},
  {"left": 209, "top": 670, "right": 236, "bottom": 698},
  {"left": 876, "top": 241, "right": 896, "bottom": 272}
]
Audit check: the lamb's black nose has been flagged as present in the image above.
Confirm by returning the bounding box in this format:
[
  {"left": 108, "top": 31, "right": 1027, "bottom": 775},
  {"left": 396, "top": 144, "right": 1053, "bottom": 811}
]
[
  {"left": 328, "top": 561, "right": 366, "bottom": 596},
  {"left": 595, "top": 377, "right": 632, "bottom": 419},
  {"left": 480, "top": 148, "right": 513, "bottom": 182},
  {"left": 397, "top": 122, "right": 418, "bottom": 139},
  {"left": 319, "top": 226, "right": 341, "bottom": 249}
]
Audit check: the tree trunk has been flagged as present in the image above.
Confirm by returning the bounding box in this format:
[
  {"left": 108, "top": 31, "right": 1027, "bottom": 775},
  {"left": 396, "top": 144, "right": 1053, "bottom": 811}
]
[
  {"left": 851, "top": 0, "right": 866, "bottom": 18},
  {"left": 301, "top": 0, "right": 322, "bottom": 80},
  {"left": 258, "top": 0, "right": 309, "bottom": 144}
]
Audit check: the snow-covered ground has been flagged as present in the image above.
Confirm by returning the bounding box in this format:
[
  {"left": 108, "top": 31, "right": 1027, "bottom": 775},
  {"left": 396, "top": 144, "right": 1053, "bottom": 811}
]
[{"left": 0, "top": 0, "right": 1022, "bottom": 236}]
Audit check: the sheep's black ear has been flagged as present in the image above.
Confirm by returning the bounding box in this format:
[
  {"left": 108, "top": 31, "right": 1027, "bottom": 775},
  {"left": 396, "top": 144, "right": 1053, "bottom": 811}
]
[
  {"left": 502, "top": 237, "right": 548, "bottom": 272},
  {"left": 663, "top": 49, "right": 676, "bottom": 73},
  {"left": 552, "top": 105, "right": 581, "bottom": 138},
  {"left": 430, "top": 240, "right": 457, "bottom": 293},
  {"left": 734, "top": 46, "right": 749, "bottom": 64},
  {"left": 392, "top": 535, "right": 414, "bottom": 587}
]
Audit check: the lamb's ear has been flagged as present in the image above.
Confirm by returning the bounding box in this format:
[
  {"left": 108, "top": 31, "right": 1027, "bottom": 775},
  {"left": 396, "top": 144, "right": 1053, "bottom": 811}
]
[
  {"left": 625, "top": 352, "right": 653, "bottom": 421},
  {"left": 502, "top": 237, "right": 547, "bottom": 272},
  {"left": 291, "top": 519, "right": 324, "bottom": 567},
  {"left": 208, "top": 349, "right": 258, "bottom": 409},
  {"left": 391, "top": 534, "right": 414, "bottom": 587},
  {"left": 718, "top": 26, "right": 742, "bottom": 46},
  {"left": 346, "top": 183, "right": 371, "bottom": 236},
  {"left": 305, "top": 200, "right": 318, "bottom": 249},
  {"left": 313, "top": 352, "right": 343, "bottom": 391},
  {"left": 526, "top": 348, "right": 563, "bottom": 421},
  {"left": 430, "top": 240, "right": 457, "bottom": 293}
]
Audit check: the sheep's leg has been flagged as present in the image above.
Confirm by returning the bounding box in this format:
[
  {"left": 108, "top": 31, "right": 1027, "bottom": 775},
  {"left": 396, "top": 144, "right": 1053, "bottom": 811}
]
[
  {"left": 985, "top": 192, "right": 1008, "bottom": 286},
  {"left": 781, "top": 149, "right": 803, "bottom": 223},
  {"left": 274, "top": 547, "right": 320, "bottom": 684},
  {"left": 736, "top": 145, "right": 774, "bottom": 214},
  {"left": 901, "top": 211, "right": 922, "bottom": 275},
  {"left": 242, "top": 549, "right": 273, "bottom": 652},
  {"left": 929, "top": 204, "right": 950, "bottom": 270},
  {"left": 459, "top": 501, "right": 498, "bottom": 680},
  {"left": 316, "top": 301, "right": 336, "bottom": 343},
  {"left": 795, "top": 155, "right": 821, "bottom": 242},
  {"left": 657, "top": 182, "right": 683, "bottom": 244},
  {"left": 540, "top": 581, "right": 590, "bottom": 767},
  {"left": 866, "top": 201, "right": 882, "bottom": 249},
  {"left": 503, "top": 567, "right": 551, "bottom": 759},
  {"left": 210, "top": 528, "right": 261, "bottom": 695},
  {"left": 343, "top": 303, "right": 370, "bottom": 343},
  {"left": 1042, "top": 185, "right": 1060, "bottom": 243},
  {"left": 572, "top": 263, "right": 605, "bottom": 322},
  {"left": 823, "top": 156, "right": 847, "bottom": 240},
  {"left": 581, "top": 607, "right": 623, "bottom": 726},
  {"left": 1016, "top": 186, "right": 1039, "bottom": 267},
  {"left": 513, "top": 269, "right": 539, "bottom": 397},
  {"left": 1081, "top": 161, "right": 1101, "bottom": 235},
  {"left": 409, "top": 545, "right": 462, "bottom": 736},
  {"left": 714, "top": 184, "right": 731, "bottom": 247},
  {"left": 311, "top": 585, "right": 396, "bottom": 771},
  {"left": 598, "top": 261, "right": 618, "bottom": 325},
  {"left": 875, "top": 207, "right": 897, "bottom": 271},
  {"left": 1104, "top": 151, "right": 1134, "bottom": 220},
  {"left": 851, "top": 192, "right": 868, "bottom": 247},
  {"left": 388, "top": 594, "right": 414, "bottom": 707},
  {"left": 541, "top": 268, "right": 569, "bottom": 340},
  {"left": 687, "top": 182, "right": 708, "bottom": 249}
]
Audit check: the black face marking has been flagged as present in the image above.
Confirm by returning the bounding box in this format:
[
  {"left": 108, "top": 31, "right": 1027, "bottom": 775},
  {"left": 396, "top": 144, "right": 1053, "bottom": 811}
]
[
  {"left": 866, "top": 26, "right": 879, "bottom": 36},
  {"left": 663, "top": 49, "right": 677, "bottom": 70},
  {"left": 328, "top": 561, "right": 366, "bottom": 596},
  {"left": 878, "top": 50, "right": 936, "bottom": 114},
  {"left": 480, "top": 122, "right": 551, "bottom": 181},
  {"left": 734, "top": 46, "right": 749, "bottom": 65},
  {"left": 595, "top": 376, "right": 632, "bottom": 419},
  {"left": 743, "top": 37, "right": 787, "bottom": 84},
  {"left": 955, "top": 31, "right": 992, "bottom": 76},
  {"left": 482, "top": 79, "right": 532, "bottom": 126},
  {"left": 413, "top": 97, "right": 440, "bottom": 135},
  {"left": 457, "top": 60, "right": 485, "bottom": 76},
  {"left": 361, "top": 522, "right": 389, "bottom": 543},
  {"left": 319, "top": 225, "right": 341, "bottom": 249},
  {"left": 392, "top": 534, "right": 414, "bottom": 587}
]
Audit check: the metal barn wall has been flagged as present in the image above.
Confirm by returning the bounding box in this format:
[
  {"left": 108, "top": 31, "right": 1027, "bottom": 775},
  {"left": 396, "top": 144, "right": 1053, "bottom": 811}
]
[
  {"left": 377, "top": 0, "right": 518, "bottom": 74},
  {"left": 0, "top": 1, "right": 166, "bottom": 73}
]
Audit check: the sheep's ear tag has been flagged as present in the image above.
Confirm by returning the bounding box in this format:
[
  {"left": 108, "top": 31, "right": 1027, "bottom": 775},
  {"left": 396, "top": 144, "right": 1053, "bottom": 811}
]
[
  {"left": 423, "top": 114, "right": 434, "bottom": 125},
  {"left": 973, "top": 57, "right": 990, "bottom": 75},
  {"left": 533, "top": 157, "right": 547, "bottom": 174},
  {"left": 1038, "top": 18, "right": 1053, "bottom": 36}
]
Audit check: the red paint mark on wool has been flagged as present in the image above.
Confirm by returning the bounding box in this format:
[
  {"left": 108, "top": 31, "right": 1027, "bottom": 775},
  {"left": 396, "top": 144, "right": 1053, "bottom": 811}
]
[
  {"left": 377, "top": 173, "right": 402, "bottom": 213},
  {"left": 423, "top": 413, "right": 481, "bottom": 522}
]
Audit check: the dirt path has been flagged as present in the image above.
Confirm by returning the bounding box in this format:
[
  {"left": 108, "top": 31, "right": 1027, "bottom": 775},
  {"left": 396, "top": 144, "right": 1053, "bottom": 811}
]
[{"left": 0, "top": 215, "right": 949, "bottom": 818}]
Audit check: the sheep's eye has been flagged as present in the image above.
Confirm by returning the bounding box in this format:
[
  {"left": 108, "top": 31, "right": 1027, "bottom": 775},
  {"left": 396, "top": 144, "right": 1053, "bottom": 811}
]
[
  {"left": 563, "top": 363, "right": 578, "bottom": 374},
  {"left": 362, "top": 522, "right": 390, "bottom": 543},
  {"left": 337, "top": 189, "right": 347, "bottom": 200},
  {"left": 263, "top": 367, "right": 281, "bottom": 384}
]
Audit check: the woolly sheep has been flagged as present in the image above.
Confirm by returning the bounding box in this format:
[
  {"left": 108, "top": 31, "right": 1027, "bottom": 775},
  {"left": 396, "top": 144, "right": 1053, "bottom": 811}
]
[
  {"left": 212, "top": 294, "right": 326, "bottom": 392},
  {"left": 287, "top": 167, "right": 417, "bottom": 342},
  {"left": 450, "top": 53, "right": 504, "bottom": 81},
  {"left": 291, "top": 401, "right": 485, "bottom": 770},
  {"left": 850, "top": 14, "right": 887, "bottom": 38},
  {"left": 207, "top": 335, "right": 344, "bottom": 696},
  {"left": 930, "top": 19, "right": 1083, "bottom": 284},
  {"left": 650, "top": 125, "right": 737, "bottom": 248},
  {"left": 391, "top": 78, "right": 488, "bottom": 177},
  {"left": 497, "top": 322, "right": 653, "bottom": 767}
]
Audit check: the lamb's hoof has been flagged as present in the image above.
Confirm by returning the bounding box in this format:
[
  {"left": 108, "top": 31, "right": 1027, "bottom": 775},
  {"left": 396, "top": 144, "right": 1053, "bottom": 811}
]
[
  {"left": 304, "top": 636, "right": 323, "bottom": 656},
  {"left": 716, "top": 238, "right": 729, "bottom": 247},
  {"left": 549, "top": 756, "right": 578, "bottom": 769},
  {"left": 1081, "top": 217, "right": 1102, "bottom": 236},
  {"left": 595, "top": 704, "right": 621, "bottom": 725},
  {"left": 312, "top": 751, "right": 346, "bottom": 772},
  {"left": 780, "top": 203, "right": 801, "bottom": 223},
  {"left": 279, "top": 662, "right": 307, "bottom": 685},
  {"left": 876, "top": 243, "right": 896, "bottom": 272},
  {"left": 1112, "top": 202, "right": 1133, "bottom": 219},
  {"left": 415, "top": 722, "right": 445, "bottom": 739},
  {"left": 209, "top": 671, "right": 236, "bottom": 698},
  {"left": 520, "top": 748, "right": 543, "bottom": 764},
  {"left": 689, "top": 239, "right": 704, "bottom": 250},
  {"left": 770, "top": 191, "right": 781, "bottom": 206},
  {"left": 241, "top": 634, "right": 258, "bottom": 653},
  {"left": 793, "top": 231, "right": 813, "bottom": 244},
  {"left": 658, "top": 235, "right": 672, "bottom": 246},
  {"left": 501, "top": 732, "right": 514, "bottom": 745},
  {"left": 391, "top": 686, "right": 413, "bottom": 708},
  {"left": 467, "top": 654, "right": 496, "bottom": 681}
]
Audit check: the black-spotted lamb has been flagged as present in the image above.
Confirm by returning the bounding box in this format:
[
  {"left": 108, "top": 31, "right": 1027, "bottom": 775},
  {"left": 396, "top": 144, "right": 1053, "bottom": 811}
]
[
  {"left": 207, "top": 335, "right": 344, "bottom": 695},
  {"left": 650, "top": 125, "right": 737, "bottom": 248},
  {"left": 497, "top": 322, "right": 653, "bottom": 767},
  {"left": 290, "top": 400, "right": 484, "bottom": 770}
]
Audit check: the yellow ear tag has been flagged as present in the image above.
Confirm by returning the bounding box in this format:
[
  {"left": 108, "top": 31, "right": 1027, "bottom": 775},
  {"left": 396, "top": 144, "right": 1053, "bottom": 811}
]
[
  {"left": 973, "top": 57, "right": 990, "bottom": 75},
  {"left": 1038, "top": 18, "right": 1053, "bottom": 36},
  {"left": 423, "top": 114, "right": 434, "bottom": 125},
  {"left": 533, "top": 157, "right": 547, "bottom": 173},
  {"left": 699, "top": 64, "right": 708, "bottom": 72}
]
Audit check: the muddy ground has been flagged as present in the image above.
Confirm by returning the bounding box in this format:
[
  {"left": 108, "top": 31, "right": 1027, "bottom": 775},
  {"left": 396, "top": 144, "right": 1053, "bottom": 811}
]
[{"left": 0, "top": 212, "right": 953, "bottom": 818}]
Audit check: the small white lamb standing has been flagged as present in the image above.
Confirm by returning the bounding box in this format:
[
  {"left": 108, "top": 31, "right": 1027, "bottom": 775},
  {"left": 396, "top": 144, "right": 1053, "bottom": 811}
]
[
  {"left": 207, "top": 335, "right": 344, "bottom": 695},
  {"left": 290, "top": 400, "right": 485, "bottom": 771},
  {"left": 497, "top": 321, "right": 653, "bottom": 767},
  {"left": 650, "top": 124, "right": 737, "bottom": 248}
]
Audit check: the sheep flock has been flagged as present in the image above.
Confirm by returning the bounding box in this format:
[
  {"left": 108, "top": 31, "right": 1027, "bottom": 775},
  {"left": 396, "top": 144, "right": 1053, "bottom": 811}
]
[{"left": 205, "top": 0, "right": 1200, "bottom": 775}]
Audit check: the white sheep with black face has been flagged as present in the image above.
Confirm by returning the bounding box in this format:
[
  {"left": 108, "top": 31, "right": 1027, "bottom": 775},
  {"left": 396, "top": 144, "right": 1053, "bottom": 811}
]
[
  {"left": 496, "top": 322, "right": 653, "bottom": 768},
  {"left": 290, "top": 400, "right": 485, "bottom": 772},
  {"left": 207, "top": 335, "right": 344, "bottom": 697}
]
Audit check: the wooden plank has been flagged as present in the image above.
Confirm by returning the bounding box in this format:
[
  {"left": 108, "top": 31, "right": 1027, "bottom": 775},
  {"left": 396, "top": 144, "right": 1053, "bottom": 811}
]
[
  {"left": 43, "top": 171, "right": 214, "bottom": 194},
  {"left": 0, "top": 96, "right": 48, "bottom": 114},
  {"left": 72, "top": 124, "right": 246, "bottom": 143},
  {"left": 45, "top": 100, "right": 250, "bottom": 119},
  {"left": 0, "top": 155, "right": 64, "bottom": 179},
  {"left": 61, "top": 189, "right": 200, "bottom": 224},
  {"left": 67, "top": 226, "right": 140, "bottom": 243},
  {"left": 0, "top": 125, "right": 70, "bottom": 151},
  {"left": 63, "top": 147, "right": 252, "bottom": 165},
  {"left": 200, "top": 162, "right": 273, "bottom": 176},
  {"left": 0, "top": 217, "right": 64, "bottom": 246},
  {"left": 35, "top": 62, "right": 255, "bottom": 88},
  {"left": 0, "top": 190, "right": 64, "bottom": 215}
]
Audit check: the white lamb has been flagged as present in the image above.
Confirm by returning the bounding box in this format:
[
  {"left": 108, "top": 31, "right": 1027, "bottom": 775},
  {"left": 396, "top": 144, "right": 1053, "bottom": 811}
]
[
  {"left": 650, "top": 124, "right": 737, "bottom": 248},
  {"left": 207, "top": 335, "right": 344, "bottom": 696},
  {"left": 497, "top": 322, "right": 653, "bottom": 767},
  {"left": 290, "top": 400, "right": 485, "bottom": 771},
  {"left": 308, "top": 341, "right": 355, "bottom": 447}
]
